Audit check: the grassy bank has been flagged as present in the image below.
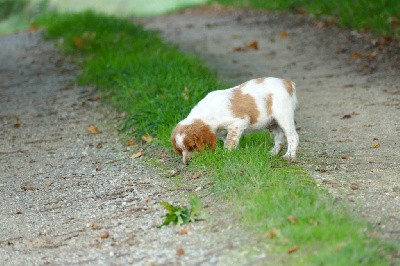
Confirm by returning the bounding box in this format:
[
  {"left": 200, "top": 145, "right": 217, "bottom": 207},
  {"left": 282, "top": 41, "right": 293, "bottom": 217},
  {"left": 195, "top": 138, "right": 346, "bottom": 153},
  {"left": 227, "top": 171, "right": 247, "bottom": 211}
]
[
  {"left": 212, "top": 0, "right": 400, "bottom": 39},
  {"left": 35, "top": 12, "right": 398, "bottom": 265}
]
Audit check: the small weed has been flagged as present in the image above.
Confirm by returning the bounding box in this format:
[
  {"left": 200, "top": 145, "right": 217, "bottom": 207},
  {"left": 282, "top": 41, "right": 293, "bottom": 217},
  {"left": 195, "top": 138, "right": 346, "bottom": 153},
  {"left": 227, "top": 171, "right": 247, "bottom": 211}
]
[{"left": 159, "top": 197, "right": 205, "bottom": 227}]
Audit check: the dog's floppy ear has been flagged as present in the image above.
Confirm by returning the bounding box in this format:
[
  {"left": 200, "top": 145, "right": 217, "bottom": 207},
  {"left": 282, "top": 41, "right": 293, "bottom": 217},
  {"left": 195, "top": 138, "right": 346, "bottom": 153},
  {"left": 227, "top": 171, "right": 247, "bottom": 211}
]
[{"left": 195, "top": 126, "right": 217, "bottom": 151}]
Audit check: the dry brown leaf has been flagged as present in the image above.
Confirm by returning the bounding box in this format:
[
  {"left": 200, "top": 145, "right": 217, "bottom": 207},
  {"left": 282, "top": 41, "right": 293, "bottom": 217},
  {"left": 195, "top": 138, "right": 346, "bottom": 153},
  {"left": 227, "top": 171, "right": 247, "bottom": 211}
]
[
  {"left": 88, "top": 222, "right": 102, "bottom": 230},
  {"left": 13, "top": 123, "right": 21, "bottom": 128},
  {"left": 315, "top": 21, "right": 325, "bottom": 28},
  {"left": 100, "top": 231, "right": 109, "bottom": 239},
  {"left": 342, "top": 155, "right": 349, "bottom": 160},
  {"left": 130, "top": 149, "right": 143, "bottom": 159},
  {"left": 126, "top": 138, "right": 135, "bottom": 146},
  {"left": 287, "top": 215, "right": 298, "bottom": 224},
  {"left": 233, "top": 40, "right": 259, "bottom": 51},
  {"left": 159, "top": 150, "right": 167, "bottom": 159},
  {"left": 351, "top": 183, "right": 359, "bottom": 190},
  {"left": 176, "top": 248, "right": 185, "bottom": 256},
  {"left": 389, "top": 16, "right": 400, "bottom": 27},
  {"left": 178, "top": 228, "right": 189, "bottom": 235},
  {"left": 267, "top": 228, "right": 277, "bottom": 239},
  {"left": 279, "top": 31, "right": 289, "bottom": 38},
  {"left": 21, "top": 185, "right": 36, "bottom": 191},
  {"left": 73, "top": 37, "right": 84, "bottom": 48},
  {"left": 352, "top": 52, "right": 362, "bottom": 59},
  {"left": 141, "top": 134, "right": 155, "bottom": 143},
  {"left": 287, "top": 244, "right": 300, "bottom": 254},
  {"left": 248, "top": 40, "right": 258, "bottom": 50},
  {"left": 87, "top": 124, "right": 101, "bottom": 134},
  {"left": 364, "top": 51, "right": 378, "bottom": 58},
  {"left": 191, "top": 172, "right": 203, "bottom": 179}
]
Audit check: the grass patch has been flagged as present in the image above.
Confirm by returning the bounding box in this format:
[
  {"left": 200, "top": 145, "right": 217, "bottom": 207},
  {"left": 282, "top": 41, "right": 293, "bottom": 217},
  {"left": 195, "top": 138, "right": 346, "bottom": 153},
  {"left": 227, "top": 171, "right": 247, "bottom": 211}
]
[
  {"left": 35, "top": 12, "right": 398, "bottom": 265},
  {"left": 212, "top": 0, "right": 400, "bottom": 39}
]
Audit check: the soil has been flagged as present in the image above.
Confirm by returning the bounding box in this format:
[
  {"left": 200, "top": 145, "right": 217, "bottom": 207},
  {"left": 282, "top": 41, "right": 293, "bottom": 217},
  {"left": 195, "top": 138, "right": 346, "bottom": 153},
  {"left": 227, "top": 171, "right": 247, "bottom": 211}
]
[
  {"left": 0, "top": 31, "right": 261, "bottom": 265},
  {"left": 140, "top": 5, "right": 400, "bottom": 240}
]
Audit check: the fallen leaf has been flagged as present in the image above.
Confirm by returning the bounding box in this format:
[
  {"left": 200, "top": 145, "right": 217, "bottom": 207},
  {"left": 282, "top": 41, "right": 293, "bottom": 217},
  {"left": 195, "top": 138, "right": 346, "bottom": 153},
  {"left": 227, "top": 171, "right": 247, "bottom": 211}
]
[
  {"left": 178, "top": 228, "right": 189, "bottom": 235},
  {"left": 159, "top": 150, "right": 167, "bottom": 159},
  {"left": 267, "top": 228, "right": 277, "bottom": 239},
  {"left": 248, "top": 40, "right": 258, "bottom": 50},
  {"left": 279, "top": 31, "right": 289, "bottom": 38},
  {"left": 126, "top": 138, "right": 135, "bottom": 146},
  {"left": 87, "top": 124, "right": 101, "bottom": 134},
  {"left": 389, "top": 16, "right": 400, "bottom": 27},
  {"left": 315, "top": 21, "right": 325, "bottom": 28},
  {"left": 191, "top": 172, "right": 203, "bottom": 179},
  {"left": 176, "top": 248, "right": 185, "bottom": 256},
  {"left": 130, "top": 149, "right": 143, "bottom": 159},
  {"left": 287, "top": 215, "right": 298, "bottom": 224},
  {"left": 141, "top": 134, "right": 155, "bottom": 143},
  {"left": 352, "top": 52, "right": 362, "bottom": 59},
  {"left": 73, "top": 37, "right": 84, "bottom": 48},
  {"left": 233, "top": 40, "right": 259, "bottom": 51},
  {"left": 288, "top": 244, "right": 300, "bottom": 254},
  {"left": 364, "top": 51, "right": 378, "bottom": 58},
  {"left": 21, "top": 185, "right": 36, "bottom": 191},
  {"left": 13, "top": 123, "right": 21, "bottom": 128},
  {"left": 351, "top": 183, "right": 359, "bottom": 190},
  {"left": 100, "top": 231, "right": 109, "bottom": 239},
  {"left": 88, "top": 222, "right": 102, "bottom": 230},
  {"left": 373, "top": 143, "right": 380, "bottom": 149},
  {"left": 342, "top": 155, "right": 349, "bottom": 160}
]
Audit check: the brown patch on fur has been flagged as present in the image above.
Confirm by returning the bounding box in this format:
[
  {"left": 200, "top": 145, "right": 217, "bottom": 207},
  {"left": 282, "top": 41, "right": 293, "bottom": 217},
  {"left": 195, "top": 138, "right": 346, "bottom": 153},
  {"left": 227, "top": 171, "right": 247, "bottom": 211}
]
[
  {"left": 266, "top": 94, "right": 273, "bottom": 117},
  {"left": 171, "top": 119, "right": 217, "bottom": 154},
  {"left": 230, "top": 88, "right": 260, "bottom": 124},
  {"left": 254, "top": 77, "right": 265, "bottom": 84},
  {"left": 283, "top": 79, "right": 295, "bottom": 96}
]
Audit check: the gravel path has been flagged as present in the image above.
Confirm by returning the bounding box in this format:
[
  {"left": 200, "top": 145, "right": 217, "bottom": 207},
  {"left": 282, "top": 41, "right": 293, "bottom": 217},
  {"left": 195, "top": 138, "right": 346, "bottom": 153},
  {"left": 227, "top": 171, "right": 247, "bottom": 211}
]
[
  {"left": 141, "top": 6, "right": 400, "bottom": 240},
  {"left": 0, "top": 32, "right": 256, "bottom": 265}
]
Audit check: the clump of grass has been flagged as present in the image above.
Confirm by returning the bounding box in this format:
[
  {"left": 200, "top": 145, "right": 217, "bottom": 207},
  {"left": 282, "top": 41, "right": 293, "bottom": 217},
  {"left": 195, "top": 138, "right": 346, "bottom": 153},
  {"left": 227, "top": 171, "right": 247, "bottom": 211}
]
[
  {"left": 212, "top": 0, "right": 400, "bottom": 39},
  {"left": 35, "top": 12, "right": 399, "bottom": 264}
]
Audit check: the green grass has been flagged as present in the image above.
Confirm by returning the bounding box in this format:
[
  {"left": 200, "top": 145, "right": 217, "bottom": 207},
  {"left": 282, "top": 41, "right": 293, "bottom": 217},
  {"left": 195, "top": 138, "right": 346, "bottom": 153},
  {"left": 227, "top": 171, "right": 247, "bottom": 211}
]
[
  {"left": 212, "top": 0, "right": 400, "bottom": 39},
  {"left": 35, "top": 12, "right": 398, "bottom": 265}
]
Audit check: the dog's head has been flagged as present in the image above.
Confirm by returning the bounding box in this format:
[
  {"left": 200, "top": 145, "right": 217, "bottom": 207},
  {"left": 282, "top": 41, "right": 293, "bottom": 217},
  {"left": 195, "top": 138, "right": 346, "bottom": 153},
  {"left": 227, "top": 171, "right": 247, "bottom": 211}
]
[{"left": 171, "top": 119, "right": 217, "bottom": 164}]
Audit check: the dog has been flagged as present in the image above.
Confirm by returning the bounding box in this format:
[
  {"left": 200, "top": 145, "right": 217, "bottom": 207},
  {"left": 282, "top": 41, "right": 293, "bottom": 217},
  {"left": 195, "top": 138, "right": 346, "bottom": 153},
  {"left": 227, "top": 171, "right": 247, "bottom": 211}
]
[{"left": 171, "top": 77, "right": 299, "bottom": 164}]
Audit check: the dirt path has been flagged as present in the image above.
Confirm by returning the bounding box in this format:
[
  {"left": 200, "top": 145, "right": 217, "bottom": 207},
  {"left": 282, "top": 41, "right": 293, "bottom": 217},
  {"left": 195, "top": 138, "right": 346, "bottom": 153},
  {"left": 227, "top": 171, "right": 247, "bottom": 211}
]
[
  {"left": 0, "top": 31, "right": 259, "bottom": 265},
  {"left": 141, "top": 6, "right": 400, "bottom": 240}
]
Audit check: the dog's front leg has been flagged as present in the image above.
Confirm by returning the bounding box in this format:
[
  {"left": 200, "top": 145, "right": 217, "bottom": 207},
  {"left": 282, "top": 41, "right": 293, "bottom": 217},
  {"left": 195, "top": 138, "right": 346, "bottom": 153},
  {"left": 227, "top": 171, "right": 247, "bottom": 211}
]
[{"left": 225, "top": 126, "right": 244, "bottom": 150}]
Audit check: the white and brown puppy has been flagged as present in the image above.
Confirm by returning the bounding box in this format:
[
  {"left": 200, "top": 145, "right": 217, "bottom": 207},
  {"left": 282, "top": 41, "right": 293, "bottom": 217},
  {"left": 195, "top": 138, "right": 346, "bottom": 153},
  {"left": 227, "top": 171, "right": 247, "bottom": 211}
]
[{"left": 171, "top": 77, "right": 299, "bottom": 164}]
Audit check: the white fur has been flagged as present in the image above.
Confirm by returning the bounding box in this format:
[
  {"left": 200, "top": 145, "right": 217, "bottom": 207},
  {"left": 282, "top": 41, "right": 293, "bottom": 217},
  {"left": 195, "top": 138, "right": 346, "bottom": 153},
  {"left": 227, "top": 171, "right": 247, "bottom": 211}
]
[{"left": 176, "top": 77, "right": 299, "bottom": 161}]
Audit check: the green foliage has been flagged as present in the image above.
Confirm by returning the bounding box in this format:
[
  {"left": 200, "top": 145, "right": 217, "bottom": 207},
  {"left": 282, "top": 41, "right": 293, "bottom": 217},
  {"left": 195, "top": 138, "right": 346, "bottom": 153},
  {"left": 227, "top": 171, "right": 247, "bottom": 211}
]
[
  {"left": 0, "top": 0, "right": 29, "bottom": 20},
  {"left": 159, "top": 197, "right": 204, "bottom": 227},
  {"left": 212, "top": 0, "right": 400, "bottom": 38}
]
